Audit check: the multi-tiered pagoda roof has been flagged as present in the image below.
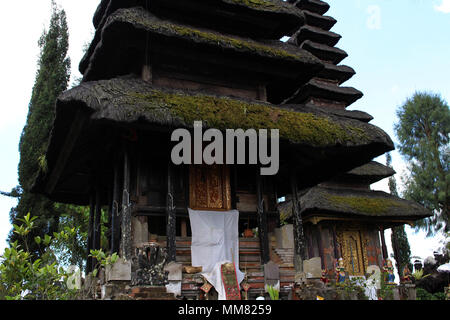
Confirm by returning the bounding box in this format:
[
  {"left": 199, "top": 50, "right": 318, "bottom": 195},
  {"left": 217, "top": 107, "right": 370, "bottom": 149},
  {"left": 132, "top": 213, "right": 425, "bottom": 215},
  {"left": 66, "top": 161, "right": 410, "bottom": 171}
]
[
  {"left": 34, "top": 0, "right": 393, "bottom": 205},
  {"left": 286, "top": 0, "right": 363, "bottom": 108}
]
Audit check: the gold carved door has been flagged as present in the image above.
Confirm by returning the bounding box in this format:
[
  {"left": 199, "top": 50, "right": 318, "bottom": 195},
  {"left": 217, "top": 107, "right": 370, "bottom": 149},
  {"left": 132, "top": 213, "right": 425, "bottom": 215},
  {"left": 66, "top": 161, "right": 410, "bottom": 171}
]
[
  {"left": 338, "top": 230, "right": 366, "bottom": 276},
  {"left": 189, "top": 164, "right": 231, "bottom": 211}
]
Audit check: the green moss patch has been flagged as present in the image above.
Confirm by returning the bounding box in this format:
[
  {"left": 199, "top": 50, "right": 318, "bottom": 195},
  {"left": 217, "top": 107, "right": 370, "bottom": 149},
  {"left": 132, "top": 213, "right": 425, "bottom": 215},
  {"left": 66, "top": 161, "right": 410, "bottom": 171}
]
[
  {"left": 228, "top": 0, "right": 279, "bottom": 11},
  {"left": 327, "top": 195, "right": 407, "bottom": 215},
  {"left": 126, "top": 88, "right": 369, "bottom": 147},
  {"left": 114, "top": 9, "right": 312, "bottom": 63}
]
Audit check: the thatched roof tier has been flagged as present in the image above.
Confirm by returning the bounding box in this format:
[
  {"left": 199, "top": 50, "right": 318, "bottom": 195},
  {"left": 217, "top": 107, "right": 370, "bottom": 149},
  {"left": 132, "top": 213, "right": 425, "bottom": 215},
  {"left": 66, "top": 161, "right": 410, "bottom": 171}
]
[
  {"left": 289, "top": 0, "right": 330, "bottom": 15},
  {"left": 56, "top": 78, "right": 386, "bottom": 148},
  {"left": 285, "top": 0, "right": 364, "bottom": 109},
  {"left": 33, "top": 77, "right": 394, "bottom": 204},
  {"left": 92, "top": 0, "right": 304, "bottom": 40},
  {"left": 281, "top": 103, "right": 374, "bottom": 123},
  {"left": 291, "top": 25, "right": 341, "bottom": 47},
  {"left": 302, "top": 10, "right": 336, "bottom": 31},
  {"left": 80, "top": 7, "right": 322, "bottom": 103},
  {"left": 278, "top": 186, "right": 431, "bottom": 225},
  {"left": 286, "top": 79, "right": 364, "bottom": 106},
  {"left": 93, "top": 0, "right": 109, "bottom": 28},
  {"left": 317, "top": 64, "right": 356, "bottom": 85},
  {"left": 346, "top": 161, "right": 396, "bottom": 180},
  {"left": 300, "top": 40, "right": 348, "bottom": 65}
]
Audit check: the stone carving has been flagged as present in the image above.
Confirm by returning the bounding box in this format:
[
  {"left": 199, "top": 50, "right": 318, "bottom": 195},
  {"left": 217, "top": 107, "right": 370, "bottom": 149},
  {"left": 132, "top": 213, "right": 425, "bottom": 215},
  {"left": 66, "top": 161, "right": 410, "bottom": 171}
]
[
  {"left": 303, "top": 257, "right": 322, "bottom": 279},
  {"left": 106, "top": 258, "right": 131, "bottom": 282},
  {"left": 274, "top": 224, "right": 294, "bottom": 249},
  {"left": 264, "top": 261, "right": 280, "bottom": 291},
  {"left": 131, "top": 243, "right": 169, "bottom": 286}
]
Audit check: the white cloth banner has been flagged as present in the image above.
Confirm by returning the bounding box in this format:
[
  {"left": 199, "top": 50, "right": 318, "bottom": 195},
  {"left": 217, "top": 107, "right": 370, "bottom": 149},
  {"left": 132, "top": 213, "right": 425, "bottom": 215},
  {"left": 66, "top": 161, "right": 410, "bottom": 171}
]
[{"left": 188, "top": 209, "right": 245, "bottom": 300}]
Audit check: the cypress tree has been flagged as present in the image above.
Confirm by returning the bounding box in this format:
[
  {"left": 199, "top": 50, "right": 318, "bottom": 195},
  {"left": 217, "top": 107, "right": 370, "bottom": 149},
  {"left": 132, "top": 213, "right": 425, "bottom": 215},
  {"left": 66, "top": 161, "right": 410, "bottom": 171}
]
[
  {"left": 9, "top": 1, "right": 71, "bottom": 257},
  {"left": 386, "top": 153, "right": 413, "bottom": 279}
]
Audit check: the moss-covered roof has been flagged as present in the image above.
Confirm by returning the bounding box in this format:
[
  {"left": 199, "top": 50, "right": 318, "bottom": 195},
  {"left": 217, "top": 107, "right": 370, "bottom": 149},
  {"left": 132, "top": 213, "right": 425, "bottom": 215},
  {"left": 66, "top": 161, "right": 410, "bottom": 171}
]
[
  {"left": 298, "top": 186, "right": 431, "bottom": 219},
  {"left": 278, "top": 185, "right": 431, "bottom": 223},
  {"left": 57, "top": 77, "right": 392, "bottom": 148},
  {"left": 33, "top": 77, "right": 395, "bottom": 204},
  {"left": 93, "top": 0, "right": 303, "bottom": 30},
  {"left": 346, "top": 161, "right": 396, "bottom": 179},
  {"left": 112, "top": 8, "right": 309, "bottom": 63},
  {"left": 225, "top": 0, "right": 294, "bottom": 12},
  {"left": 83, "top": 7, "right": 318, "bottom": 74}
]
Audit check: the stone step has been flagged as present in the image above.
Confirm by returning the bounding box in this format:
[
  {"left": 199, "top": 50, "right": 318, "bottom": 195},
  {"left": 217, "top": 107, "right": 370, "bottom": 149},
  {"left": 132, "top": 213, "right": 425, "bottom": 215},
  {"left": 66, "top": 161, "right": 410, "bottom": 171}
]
[
  {"left": 176, "top": 255, "right": 262, "bottom": 263},
  {"left": 132, "top": 292, "right": 177, "bottom": 300},
  {"left": 129, "top": 286, "right": 177, "bottom": 300}
]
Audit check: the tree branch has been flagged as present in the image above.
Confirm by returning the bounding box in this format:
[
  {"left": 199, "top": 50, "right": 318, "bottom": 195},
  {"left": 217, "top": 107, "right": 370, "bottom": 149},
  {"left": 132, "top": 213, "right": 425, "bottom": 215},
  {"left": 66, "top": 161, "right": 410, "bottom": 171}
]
[{"left": 0, "top": 190, "right": 20, "bottom": 198}]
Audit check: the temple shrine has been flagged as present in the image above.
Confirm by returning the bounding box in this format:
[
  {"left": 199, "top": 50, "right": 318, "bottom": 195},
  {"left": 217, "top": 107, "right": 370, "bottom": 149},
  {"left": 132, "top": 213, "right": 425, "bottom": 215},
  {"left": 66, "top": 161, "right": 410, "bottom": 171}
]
[{"left": 33, "top": 0, "right": 430, "bottom": 300}]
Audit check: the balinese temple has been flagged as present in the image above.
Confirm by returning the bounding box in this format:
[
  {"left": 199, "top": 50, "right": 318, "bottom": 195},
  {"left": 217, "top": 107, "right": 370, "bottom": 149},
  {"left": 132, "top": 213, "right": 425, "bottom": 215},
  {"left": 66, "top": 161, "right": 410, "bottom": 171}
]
[{"left": 32, "top": 0, "right": 430, "bottom": 300}]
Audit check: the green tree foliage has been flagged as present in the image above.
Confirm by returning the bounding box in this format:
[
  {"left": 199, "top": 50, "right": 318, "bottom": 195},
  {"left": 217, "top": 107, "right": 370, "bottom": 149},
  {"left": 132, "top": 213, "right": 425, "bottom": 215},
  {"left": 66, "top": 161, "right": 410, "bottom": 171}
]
[
  {"left": 416, "top": 288, "right": 446, "bottom": 300},
  {"left": 50, "top": 205, "right": 90, "bottom": 270},
  {"left": 395, "top": 92, "right": 450, "bottom": 235},
  {"left": 386, "top": 153, "right": 412, "bottom": 279},
  {"left": 19, "top": 0, "right": 70, "bottom": 190},
  {"left": 0, "top": 214, "right": 79, "bottom": 300},
  {"left": 9, "top": 1, "right": 71, "bottom": 257}
]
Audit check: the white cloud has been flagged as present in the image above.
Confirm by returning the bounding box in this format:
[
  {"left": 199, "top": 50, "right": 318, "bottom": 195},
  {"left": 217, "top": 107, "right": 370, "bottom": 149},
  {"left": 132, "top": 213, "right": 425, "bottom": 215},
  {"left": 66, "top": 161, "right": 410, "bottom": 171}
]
[
  {"left": 367, "top": 5, "right": 382, "bottom": 30},
  {"left": 435, "top": 0, "right": 450, "bottom": 13}
]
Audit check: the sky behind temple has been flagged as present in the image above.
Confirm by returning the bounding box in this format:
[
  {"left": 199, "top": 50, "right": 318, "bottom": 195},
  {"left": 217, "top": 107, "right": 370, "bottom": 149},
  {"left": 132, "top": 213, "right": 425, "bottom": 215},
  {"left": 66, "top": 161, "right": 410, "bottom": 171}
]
[{"left": 0, "top": 0, "right": 449, "bottom": 268}]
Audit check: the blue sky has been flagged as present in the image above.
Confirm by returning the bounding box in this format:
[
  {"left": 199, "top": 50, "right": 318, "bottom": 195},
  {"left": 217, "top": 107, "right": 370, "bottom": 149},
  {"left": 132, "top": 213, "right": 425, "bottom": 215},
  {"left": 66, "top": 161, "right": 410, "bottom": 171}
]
[{"left": 0, "top": 1, "right": 449, "bottom": 267}]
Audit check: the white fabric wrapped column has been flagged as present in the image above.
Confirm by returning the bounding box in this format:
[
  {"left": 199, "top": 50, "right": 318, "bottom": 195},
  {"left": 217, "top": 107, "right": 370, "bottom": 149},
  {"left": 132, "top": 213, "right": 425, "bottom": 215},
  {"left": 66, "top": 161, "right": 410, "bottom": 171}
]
[{"left": 188, "top": 209, "right": 245, "bottom": 300}]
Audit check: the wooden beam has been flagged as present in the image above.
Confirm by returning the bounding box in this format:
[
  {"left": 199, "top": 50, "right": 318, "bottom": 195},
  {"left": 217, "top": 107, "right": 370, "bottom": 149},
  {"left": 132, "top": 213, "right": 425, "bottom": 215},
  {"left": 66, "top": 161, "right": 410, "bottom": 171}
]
[
  {"left": 181, "top": 219, "right": 188, "bottom": 238},
  {"left": 256, "top": 170, "right": 270, "bottom": 265},
  {"left": 166, "top": 161, "right": 177, "bottom": 262},
  {"left": 290, "top": 169, "right": 307, "bottom": 273},
  {"left": 316, "top": 225, "right": 325, "bottom": 269},
  {"left": 121, "top": 147, "right": 133, "bottom": 261},
  {"left": 86, "top": 192, "right": 95, "bottom": 274},
  {"left": 306, "top": 227, "right": 314, "bottom": 259},
  {"left": 379, "top": 227, "right": 388, "bottom": 260},
  {"left": 111, "top": 159, "right": 121, "bottom": 254},
  {"left": 93, "top": 183, "right": 102, "bottom": 253},
  {"left": 332, "top": 225, "right": 340, "bottom": 260},
  {"left": 142, "top": 64, "right": 153, "bottom": 83},
  {"left": 45, "top": 110, "right": 86, "bottom": 194}
]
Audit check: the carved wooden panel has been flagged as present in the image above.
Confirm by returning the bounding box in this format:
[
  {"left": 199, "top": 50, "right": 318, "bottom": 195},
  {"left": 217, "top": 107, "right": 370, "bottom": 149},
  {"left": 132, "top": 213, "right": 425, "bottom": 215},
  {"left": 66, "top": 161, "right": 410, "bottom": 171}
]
[
  {"left": 189, "top": 164, "right": 231, "bottom": 211},
  {"left": 337, "top": 230, "right": 366, "bottom": 276}
]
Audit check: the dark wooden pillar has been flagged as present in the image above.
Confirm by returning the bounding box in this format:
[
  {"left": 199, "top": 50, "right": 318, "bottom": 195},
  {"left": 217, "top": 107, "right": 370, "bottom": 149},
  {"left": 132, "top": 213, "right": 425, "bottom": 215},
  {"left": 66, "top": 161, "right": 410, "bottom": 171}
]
[
  {"left": 106, "top": 189, "right": 112, "bottom": 253},
  {"left": 166, "top": 161, "right": 176, "bottom": 262},
  {"left": 290, "top": 170, "right": 307, "bottom": 272},
  {"left": 306, "top": 228, "right": 314, "bottom": 259},
  {"left": 93, "top": 186, "right": 102, "bottom": 253},
  {"left": 256, "top": 170, "right": 270, "bottom": 264},
  {"left": 332, "top": 225, "right": 340, "bottom": 260},
  {"left": 315, "top": 225, "right": 325, "bottom": 269},
  {"left": 379, "top": 227, "right": 388, "bottom": 260},
  {"left": 111, "top": 160, "right": 121, "bottom": 254},
  {"left": 230, "top": 166, "right": 238, "bottom": 210},
  {"left": 121, "top": 147, "right": 132, "bottom": 261},
  {"left": 86, "top": 192, "right": 95, "bottom": 274}
]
